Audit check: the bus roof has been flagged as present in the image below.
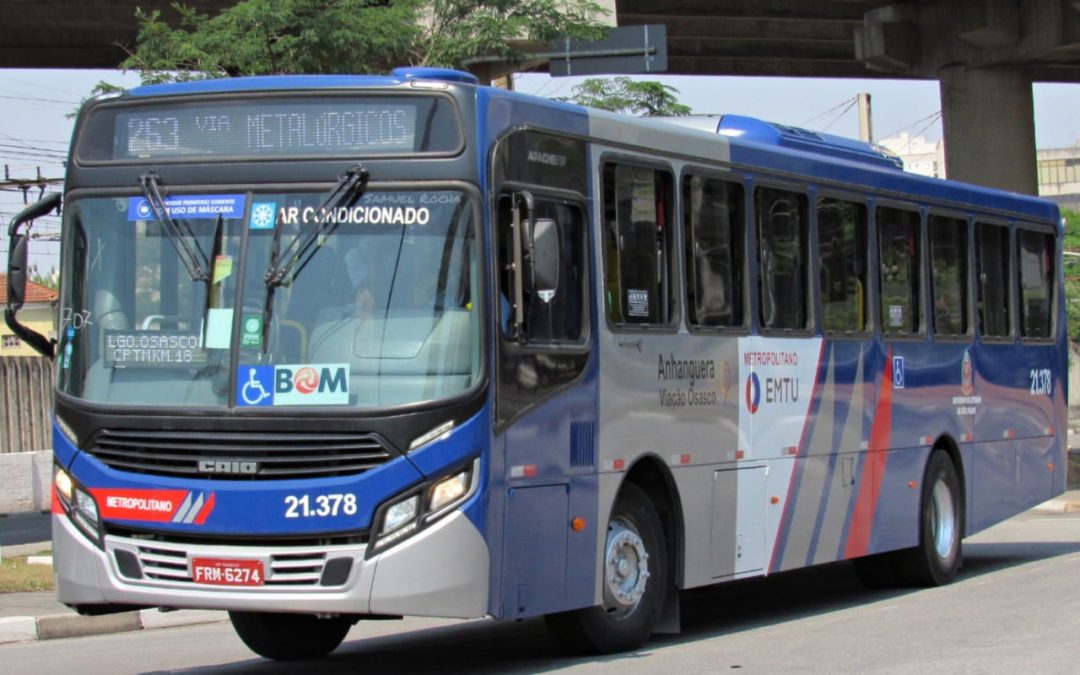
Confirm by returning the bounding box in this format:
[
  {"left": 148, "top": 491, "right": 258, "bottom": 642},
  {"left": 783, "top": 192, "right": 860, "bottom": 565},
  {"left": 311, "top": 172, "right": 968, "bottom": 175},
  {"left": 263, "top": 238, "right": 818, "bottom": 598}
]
[{"left": 120, "top": 69, "right": 1060, "bottom": 225}]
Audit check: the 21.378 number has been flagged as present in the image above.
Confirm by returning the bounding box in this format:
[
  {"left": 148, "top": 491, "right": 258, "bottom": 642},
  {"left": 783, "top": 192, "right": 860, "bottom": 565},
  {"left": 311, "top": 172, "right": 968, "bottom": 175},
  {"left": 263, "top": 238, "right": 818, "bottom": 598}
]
[{"left": 284, "top": 493, "right": 358, "bottom": 518}]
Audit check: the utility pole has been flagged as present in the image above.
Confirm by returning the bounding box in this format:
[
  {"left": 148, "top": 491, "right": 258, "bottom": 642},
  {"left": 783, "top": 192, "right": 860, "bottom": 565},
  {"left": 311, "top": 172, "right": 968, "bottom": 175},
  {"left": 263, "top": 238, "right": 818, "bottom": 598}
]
[
  {"left": 857, "top": 93, "right": 873, "bottom": 143},
  {"left": 1, "top": 165, "right": 62, "bottom": 204}
]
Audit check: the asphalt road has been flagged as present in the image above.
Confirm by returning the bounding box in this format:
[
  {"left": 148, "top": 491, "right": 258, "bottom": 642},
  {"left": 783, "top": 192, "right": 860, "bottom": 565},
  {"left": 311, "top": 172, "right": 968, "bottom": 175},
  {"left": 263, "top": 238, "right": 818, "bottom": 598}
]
[
  {"left": 4, "top": 508, "right": 1080, "bottom": 674},
  {"left": 0, "top": 512, "right": 49, "bottom": 548}
]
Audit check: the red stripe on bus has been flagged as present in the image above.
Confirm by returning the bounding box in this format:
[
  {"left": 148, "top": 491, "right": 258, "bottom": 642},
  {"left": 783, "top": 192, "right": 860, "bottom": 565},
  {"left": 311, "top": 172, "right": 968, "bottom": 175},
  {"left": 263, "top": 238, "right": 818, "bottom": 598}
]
[
  {"left": 768, "top": 340, "right": 827, "bottom": 573},
  {"left": 844, "top": 351, "right": 894, "bottom": 559},
  {"left": 193, "top": 492, "right": 216, "bottom": 525},
  {"left": 51, "top": 485, "right": 64, "bottom": 515}
]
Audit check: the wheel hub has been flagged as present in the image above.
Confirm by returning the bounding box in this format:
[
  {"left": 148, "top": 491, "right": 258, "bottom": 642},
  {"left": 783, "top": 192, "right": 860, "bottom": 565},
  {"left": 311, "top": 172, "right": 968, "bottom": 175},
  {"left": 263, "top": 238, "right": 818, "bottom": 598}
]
[
  {"left": 604, "top": 521, "right": 650, "bottom": 614},
  {"left": 931, "top": 478, "right": 957, "bottom": 559}
]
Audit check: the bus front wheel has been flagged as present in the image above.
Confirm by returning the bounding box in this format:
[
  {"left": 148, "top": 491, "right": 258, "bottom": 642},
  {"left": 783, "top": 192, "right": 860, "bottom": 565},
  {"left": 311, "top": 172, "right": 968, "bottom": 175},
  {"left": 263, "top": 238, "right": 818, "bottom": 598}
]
[
  {"left": 229, "top": 611, "right": 352, "bottom": 661},
  {"left": 899, "top": 450, "right": 963, "bottom": 586},
  {"left": 544, "top": 483, "right": 668, "bottom": 654}
]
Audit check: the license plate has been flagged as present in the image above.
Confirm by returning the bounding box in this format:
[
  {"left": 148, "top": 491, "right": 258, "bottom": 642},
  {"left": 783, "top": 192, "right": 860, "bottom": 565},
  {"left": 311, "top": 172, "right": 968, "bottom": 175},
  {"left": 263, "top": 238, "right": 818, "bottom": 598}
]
[{"left": 191, "top": 558, "right": 265, "bottom": 586}]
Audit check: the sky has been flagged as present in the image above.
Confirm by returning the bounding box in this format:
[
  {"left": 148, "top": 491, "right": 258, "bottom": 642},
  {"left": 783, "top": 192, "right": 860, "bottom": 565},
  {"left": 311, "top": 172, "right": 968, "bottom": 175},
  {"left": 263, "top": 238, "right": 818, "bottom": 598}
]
[{"left": 1, "top": 68, "right": 1078, "bottom": 273}]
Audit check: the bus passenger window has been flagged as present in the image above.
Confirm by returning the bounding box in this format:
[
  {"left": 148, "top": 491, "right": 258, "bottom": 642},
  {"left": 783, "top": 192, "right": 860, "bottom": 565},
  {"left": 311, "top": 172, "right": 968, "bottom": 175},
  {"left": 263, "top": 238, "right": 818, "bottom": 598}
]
[
  {"left": 755, "top": 187, "right": 808, "bottom": 331},
  {"left": 929, "top": 215, "right": 969, "bottom": 337},
  {"left": 602, "top": 163, "right": 676, "bottom": 326},
  {"left": 817, "top": 197, "right": 868, "bottom": 333},
  {"left": 975, "top": 222, "right": 1011, "bottom": 337},
  {"left": 878, "top": 207, "right": 921, "bottom": 336},
  {"left": 1017, "top": 229, "right": 1055, "bottom": 339},
  {"left": 496, "top": 196, "right": 586, "bottom": 343},
  {"left": 683, "top": 175, "right": 744, "bottom": 328}
]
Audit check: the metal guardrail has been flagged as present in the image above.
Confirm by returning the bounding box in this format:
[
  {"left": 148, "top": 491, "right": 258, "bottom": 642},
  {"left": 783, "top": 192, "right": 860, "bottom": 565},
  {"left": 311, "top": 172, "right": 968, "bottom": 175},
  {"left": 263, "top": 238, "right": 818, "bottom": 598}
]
[{"left": 0, "top": 357, "right": 54, "bottom": 454}]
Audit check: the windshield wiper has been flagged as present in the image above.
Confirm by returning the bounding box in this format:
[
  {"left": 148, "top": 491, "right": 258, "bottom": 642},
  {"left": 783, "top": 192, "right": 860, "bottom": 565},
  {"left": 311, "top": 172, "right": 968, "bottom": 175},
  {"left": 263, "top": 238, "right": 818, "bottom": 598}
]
[
  {"left": 264, "top": 163, "right": 369, "bottom": 288},
  {"left": 138, "top": 171, "right": 210, "bottom": 282}
]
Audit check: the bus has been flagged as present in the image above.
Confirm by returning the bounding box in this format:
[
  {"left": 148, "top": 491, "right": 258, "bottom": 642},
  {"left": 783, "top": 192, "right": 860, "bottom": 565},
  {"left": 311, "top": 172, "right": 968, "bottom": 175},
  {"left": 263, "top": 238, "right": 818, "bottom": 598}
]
[{"left": 5, "top": 67, "right": 1066, "bottom": 660}]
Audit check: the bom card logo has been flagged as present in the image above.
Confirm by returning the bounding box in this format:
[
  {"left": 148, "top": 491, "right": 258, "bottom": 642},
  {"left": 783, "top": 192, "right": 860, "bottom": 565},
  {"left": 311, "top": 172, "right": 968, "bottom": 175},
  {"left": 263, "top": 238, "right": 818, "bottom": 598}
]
[{"left": 238, "top": 363, "right": 349, "bottom": 406}]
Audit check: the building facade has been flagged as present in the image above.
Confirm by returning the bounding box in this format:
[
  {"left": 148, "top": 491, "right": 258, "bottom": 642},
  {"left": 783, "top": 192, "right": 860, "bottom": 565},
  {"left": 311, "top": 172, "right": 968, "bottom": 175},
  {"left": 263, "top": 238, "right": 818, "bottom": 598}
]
[
  {"left": 879, "top": 133, "right": 1080, "bottom": 210},
  {"left": 0, "top": 273, "right": 58, "bottom": 357}
]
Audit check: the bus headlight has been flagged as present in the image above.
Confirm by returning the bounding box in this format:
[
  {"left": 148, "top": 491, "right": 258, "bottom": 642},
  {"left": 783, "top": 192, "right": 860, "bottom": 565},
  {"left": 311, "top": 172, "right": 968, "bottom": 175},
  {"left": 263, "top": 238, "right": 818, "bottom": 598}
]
[
  {"left": 382, "top": 495, "right": 419, "bottom": 537},
  {"left": 54, "top": 467, "right": 74, "bottom": 505},
  {"left": 426, "top": 467, "right": 471, "bottom": 515},
  {"left": 370, "top": 458, "right": 479, "bottom": 554},
  {"left": 54, "top": 466, "right": 103, "bottom": 547},
  {"left": 75, "top": 488, "right": 100, "bottom": 527},
  {"left": 374, "top": 493, "right": 421, "bottom": 550}
]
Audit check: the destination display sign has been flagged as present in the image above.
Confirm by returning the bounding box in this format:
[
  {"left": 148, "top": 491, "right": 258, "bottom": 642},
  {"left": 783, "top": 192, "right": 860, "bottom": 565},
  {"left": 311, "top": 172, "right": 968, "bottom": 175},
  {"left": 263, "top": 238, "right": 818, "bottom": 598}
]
[
  {"left": 104, "top": 330, "right": 208, "bottom": 368},
  {"left": 77, "top": 96, "right": 461, "bottom": 161}
]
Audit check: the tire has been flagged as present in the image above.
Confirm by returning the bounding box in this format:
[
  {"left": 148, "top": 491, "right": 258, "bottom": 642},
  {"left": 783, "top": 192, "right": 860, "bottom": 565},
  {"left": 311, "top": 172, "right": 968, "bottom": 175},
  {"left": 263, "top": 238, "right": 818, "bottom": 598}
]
[
  {"left": 897, "top": 450, "right": 963, "bottom": 586},
  {"left": 229, "top": 611, "right": 353, "bottom": 661},
  {"left": 544, "top": 483, "right": 668, "bottom": 654}
]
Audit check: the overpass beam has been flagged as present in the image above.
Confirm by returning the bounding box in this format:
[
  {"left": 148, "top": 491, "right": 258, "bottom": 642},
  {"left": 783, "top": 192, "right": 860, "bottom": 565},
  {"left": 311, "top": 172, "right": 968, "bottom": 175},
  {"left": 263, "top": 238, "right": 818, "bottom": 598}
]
[{"left": 938, "top": 65, "right": 1037, "bottom": 195}]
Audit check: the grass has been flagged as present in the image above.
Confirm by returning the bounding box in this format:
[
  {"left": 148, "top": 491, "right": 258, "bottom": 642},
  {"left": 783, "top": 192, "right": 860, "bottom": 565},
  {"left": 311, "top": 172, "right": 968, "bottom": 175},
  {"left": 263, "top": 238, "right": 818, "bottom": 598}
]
[{"left": 0, "top": 554, "right": 54, "bottom": 593}]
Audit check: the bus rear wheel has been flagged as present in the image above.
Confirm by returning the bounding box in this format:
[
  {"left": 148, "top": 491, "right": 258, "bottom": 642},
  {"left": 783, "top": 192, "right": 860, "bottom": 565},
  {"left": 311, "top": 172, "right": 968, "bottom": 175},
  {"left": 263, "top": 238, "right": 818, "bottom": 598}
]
[
  {"left": 229, "top": 611, "right": 353, "bottom": 661},
  {"left": 898, "top": 450, "right": 963, "bottom": 586},
  {"left": 544, "top": 483, "right": 668, "bottom": 654}
]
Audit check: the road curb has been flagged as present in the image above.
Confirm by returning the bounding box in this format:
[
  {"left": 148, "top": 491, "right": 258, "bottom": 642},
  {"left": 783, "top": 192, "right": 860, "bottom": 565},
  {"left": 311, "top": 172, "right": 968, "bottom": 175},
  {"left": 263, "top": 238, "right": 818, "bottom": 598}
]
[
  {"left": 1031, "top": 499, "right": 1080, "bottom": 513},
  {"left": 0, "top": 608, "right": 228, "bottom": 645}
]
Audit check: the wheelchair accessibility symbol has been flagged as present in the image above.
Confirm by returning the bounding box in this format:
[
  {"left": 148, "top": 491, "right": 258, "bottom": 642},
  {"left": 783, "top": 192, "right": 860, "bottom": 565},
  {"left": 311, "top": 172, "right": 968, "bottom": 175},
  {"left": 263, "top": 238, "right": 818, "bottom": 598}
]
[{"left": 238, "top": 366, "right": 274, "bottom": 406}]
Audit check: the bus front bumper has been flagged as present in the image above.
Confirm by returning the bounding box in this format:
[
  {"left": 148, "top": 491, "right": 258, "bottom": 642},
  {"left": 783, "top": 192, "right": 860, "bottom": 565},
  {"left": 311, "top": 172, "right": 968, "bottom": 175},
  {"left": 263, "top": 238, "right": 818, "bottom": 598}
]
[{"left": 53, "top": 510, "right": 490, "bottom": 619}]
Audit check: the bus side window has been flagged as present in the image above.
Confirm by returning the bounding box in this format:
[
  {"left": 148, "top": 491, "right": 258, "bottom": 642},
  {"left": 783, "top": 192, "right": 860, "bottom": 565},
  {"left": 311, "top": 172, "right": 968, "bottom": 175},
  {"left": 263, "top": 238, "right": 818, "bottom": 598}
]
[
  {"left": 1017, "top": 228, "right": 1055, "bottom": 339},
  {"left": 878, "top": 206, "right": 922, "bottom": 336},
  {"left": 755, "top": 187, "right": 808, "bottom": 331},
  {"left": 817, "top": 197, "right": 868, "bottom": 334},
  {"left": 929, "top": 215, "right": 969, "bottom": 337},
  {"left": 602, "top": 163, "right": 676, "bottom": 326},
  {"left": 975, "top": 222, "right": 1012, "bottom": 338},
  {"left": 683, "top": 174, "right": 744, "bottom": 328},
  {"left": 497, "top": 195, "right": 586, "bottom": 344}
]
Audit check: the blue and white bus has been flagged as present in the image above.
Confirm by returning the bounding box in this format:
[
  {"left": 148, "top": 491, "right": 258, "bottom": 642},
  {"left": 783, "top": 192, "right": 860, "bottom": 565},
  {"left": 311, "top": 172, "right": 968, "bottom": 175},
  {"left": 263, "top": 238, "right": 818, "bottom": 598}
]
[{"left": 5, "top": 67, "right": 1066, "bottom": 660}]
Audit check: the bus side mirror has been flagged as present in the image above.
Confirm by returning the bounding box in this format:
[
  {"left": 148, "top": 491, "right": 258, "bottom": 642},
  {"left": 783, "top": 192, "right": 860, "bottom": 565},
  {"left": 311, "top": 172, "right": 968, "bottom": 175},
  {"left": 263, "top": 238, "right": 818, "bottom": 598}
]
[
  {"left": 527, "top": 218, "right": 559, "bottom": 303},
  {"left": 7, "top": 231, "right": 28, "bottom": 309},
  {"left": 5, "top": 192, "right": 61, "bottom": 359}
]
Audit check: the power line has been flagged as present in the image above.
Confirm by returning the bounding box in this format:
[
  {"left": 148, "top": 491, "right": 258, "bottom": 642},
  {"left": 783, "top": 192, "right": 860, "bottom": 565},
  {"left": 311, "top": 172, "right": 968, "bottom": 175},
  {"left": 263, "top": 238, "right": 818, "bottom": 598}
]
[
  {"left": 879, "top": 110, "right": 943, "bottom": 141},
  {"left": 799, "top": 96, "right": 858, "bottom": 128}
]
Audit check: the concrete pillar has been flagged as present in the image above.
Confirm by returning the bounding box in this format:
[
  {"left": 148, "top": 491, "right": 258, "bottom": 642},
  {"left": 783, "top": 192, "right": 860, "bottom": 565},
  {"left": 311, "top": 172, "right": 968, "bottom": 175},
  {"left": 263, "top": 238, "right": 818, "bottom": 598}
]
[{"left": 939, "top": 65, "right": 1038, "bottom": 195}]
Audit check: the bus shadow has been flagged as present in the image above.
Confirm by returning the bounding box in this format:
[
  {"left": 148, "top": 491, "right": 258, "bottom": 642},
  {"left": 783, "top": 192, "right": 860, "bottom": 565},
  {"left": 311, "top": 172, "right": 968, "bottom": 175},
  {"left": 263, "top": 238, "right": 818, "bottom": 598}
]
[{"left": 148, "top": 539, "right": 1080, "bottom": 675}]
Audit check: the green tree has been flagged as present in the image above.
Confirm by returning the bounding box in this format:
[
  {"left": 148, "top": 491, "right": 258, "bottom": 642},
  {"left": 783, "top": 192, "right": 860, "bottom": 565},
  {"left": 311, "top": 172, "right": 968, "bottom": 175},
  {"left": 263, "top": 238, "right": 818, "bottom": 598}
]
[
  {"left": 558, "top": 76, "right": 691, "bottom": 116},
  {"left": 118, "top": 0, "right": 607, "bottom": 83},
  {"left": 1063, "top": 207, "right": 1080, "bottom": 341}
]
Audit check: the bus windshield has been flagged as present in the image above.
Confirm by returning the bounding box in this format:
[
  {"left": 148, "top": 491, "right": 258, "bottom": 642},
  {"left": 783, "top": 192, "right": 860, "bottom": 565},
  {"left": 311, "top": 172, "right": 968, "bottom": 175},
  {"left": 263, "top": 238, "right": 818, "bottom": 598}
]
[{"left": 56, "top": 189, "right": 481, "bottom": 409}]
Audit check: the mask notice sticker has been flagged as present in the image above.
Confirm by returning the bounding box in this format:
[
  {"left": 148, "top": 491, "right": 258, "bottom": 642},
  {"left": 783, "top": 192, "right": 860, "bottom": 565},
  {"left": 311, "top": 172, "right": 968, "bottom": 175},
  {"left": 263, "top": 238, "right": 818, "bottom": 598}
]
[{"left": 128, "top": 194, "right": 246, "bottom": 221}]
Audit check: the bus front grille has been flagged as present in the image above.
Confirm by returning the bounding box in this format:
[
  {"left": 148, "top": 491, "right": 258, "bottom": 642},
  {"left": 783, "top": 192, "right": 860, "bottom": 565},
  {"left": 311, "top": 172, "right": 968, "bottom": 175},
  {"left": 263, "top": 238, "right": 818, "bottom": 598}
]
[{"left": 87, "top": 429, "right": 394, "bottom": 479}]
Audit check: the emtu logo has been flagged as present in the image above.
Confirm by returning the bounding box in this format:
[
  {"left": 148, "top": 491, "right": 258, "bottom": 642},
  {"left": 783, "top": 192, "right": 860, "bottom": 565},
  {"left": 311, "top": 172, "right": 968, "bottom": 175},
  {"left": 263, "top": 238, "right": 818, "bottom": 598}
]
[{"left": 745, "top": 372, "right": 761, "bottom": 414}]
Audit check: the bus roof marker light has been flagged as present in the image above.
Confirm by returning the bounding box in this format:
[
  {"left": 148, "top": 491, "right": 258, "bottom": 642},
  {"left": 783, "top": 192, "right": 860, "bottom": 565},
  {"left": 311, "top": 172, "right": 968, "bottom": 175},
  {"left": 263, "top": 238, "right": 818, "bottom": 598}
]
[{"left": 390, "top": 67, "right": 479, "bottom": 86}]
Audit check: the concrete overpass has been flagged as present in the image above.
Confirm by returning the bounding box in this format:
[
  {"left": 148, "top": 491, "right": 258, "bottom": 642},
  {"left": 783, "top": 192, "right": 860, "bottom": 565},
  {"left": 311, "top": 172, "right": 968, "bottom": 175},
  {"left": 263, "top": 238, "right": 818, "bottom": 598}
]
[{"left": 1, "top": 0, "right": 1079, "bottom": 194}]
